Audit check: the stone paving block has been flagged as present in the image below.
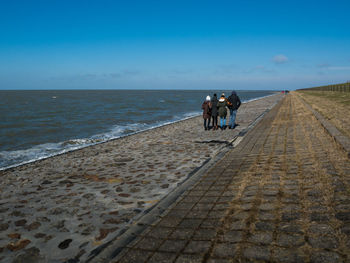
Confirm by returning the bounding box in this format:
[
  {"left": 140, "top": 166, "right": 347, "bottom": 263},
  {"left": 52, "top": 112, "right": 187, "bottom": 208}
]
[
  {"left": 308, "top": 205, "right": 328, "bottom": 213},
  {"left": 133, "top": 237, "right": 163, "bottom": 251},
  {"left": 281, "top": 196, "right": 300, "bottom": 204},
  {"left": 259, "top": 211, "right": 276, "bottom": 221},
  {"left": 232, "top": 211, "right": 250, "bottom": 221},
  {"left": 212, "top": 203, "right": 230, "bottom": 210},
  {"left": 193, "top": 228, "right": 217, "bottom": 241},
  {"left": 263, "top": 189, "right": 280, "bottom": 196},
  {"left": 220, "top": 230, "right": 244, "bottom": 243},
  {"left": 172, "top": 202, "right": 195, "bottom": 211},
  {"left": 207, "top": 258, "right": 232, "bottom": 263},
  {"left": 240, "top": 195, "right": 255, "bottom": 202},
  {"left": 205, "top": 191, "right": 222, "bottom": 197},
  {"left": 254, "top": 221, "right": 275, "bottom": 231},
  {"left": 211, "top": 181, "right": 229, "bottom": 188},
  {"left": 230, "top": 220, "right": 246, "bottom": 230},
  {"left": 281, "top": 211, "right": 300, "bottom": 222},
  {"left": 116, "top": 249, "right": 153, "bottom": 263},
  {"left": 157, "top": 216, "right": 182, "bottom": 227},
  {"left": 308, "top": 235, "right": 338, "bottom": 249},
  {"left": 192, "top": 203, "right": 214, "bottom": 211},
  {"left": 221, "top": 190, "right": 236, "bottom": 197},
  {"left": 178, "top": 218, "right": 203, "bottom": 229},
  {"left": 148, "top": 251, "right": 177, "bottom": 263},
  {"left": 169, "top": 228, "right": 195, "bottom": 240},
  {"left": 308, "top": 223, "right": 335, "bottom": 235},
  {"left": 200, "top": 218, "right": 221, "bottom": 229},
  {"left": 335, "top": 211, "right": 350, "bottom": 222},
  {"left": 309, "top": 250, "right": 341, "bottom": 263},
  {"left": 158, "top": 239, "right": 187, "bottom": 253},
  {"left": 247, "top": 231, "right": 273, "bottom": 245},
  {"left": 276, "top": 233, "right": 305, "bottom": 247},
  {"left": 240, "top": 203, "right": 253, "bottom": 210},
  {"left": 160, "top": 210, "right": 185, "bottom": 219},
  {"left": 278, "top": 223, "right": 304, "bottom": 234},
  {"left": 207, "top": 210, "right": 227, "bottom": 219},
  {"left": 199, "top": 196, "right": 219, "bottom": 203},
  {"left": 211, "top": 242, "right": 238, "bottom": 258},
  {"left": 242, "top": 245, "right": 271, "bottom": 261},
  {"left": 185, "top": 210, "right": 209, "bottom": 219},
  {"left": 192, "top": 185, "right": 211, "bottom": 191},
  {"left": 271, "top": 247, "right": 306, "bottom": 263},
  {"left": 175, "top": 254, "right": 204, "bottom": 263},
  {"left": 145, "top": 227, "right": 173, "bottom": 239},
  {"left": 165, "top": 210, "right": 188, "bottom": 219},
  {"left": 340, "top": 223, "right": 350, "bottom": 235},
  {"left": 310, "top": 212, "right": 330, "bottom": 222},
  {"left": 183, "top": 240, "right": 211, "bottom": 254},
  {"left": 259, "top": 203, "right": 275, "bottom": 211},
  {"left": 217, "top": 196, "right": 233, "bottom": 203},
  {"left": 181, "top": 196, "right": 202, "bottom": 203},
  {"left": 242, "top": 190, "right": 258, "bottom": 197},
  {"left": 187, "top": 189, "right": 207, "bottom": 197}
]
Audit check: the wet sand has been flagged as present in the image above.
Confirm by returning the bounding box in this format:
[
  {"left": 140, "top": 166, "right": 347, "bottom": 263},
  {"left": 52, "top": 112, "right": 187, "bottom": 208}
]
[{"left": 0, "top": 94, "right": 283, "bottom": 262}]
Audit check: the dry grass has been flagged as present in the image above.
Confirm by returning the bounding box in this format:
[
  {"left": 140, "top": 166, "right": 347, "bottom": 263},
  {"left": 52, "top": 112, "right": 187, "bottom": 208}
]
[{"left": 295, "top": 90, "right": 350, "bottom": 139}]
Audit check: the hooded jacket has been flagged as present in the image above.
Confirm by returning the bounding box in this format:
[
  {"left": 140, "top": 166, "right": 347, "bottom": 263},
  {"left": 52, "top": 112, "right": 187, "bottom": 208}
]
[
  {"left": 227, "top": 91, "right": 241, "bottom": 110},
  {"left": 210, "top": 95, "right": 218, "bottom": 117},
  {"left": 217, "top": 97, "right": 227, "bottom": 117},
  {"left": 201, "top": 101, "right": 211, "bottom": 119}
]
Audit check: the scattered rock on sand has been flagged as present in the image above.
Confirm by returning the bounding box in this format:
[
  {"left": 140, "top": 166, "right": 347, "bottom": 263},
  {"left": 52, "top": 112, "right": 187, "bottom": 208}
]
[
  {"left": 6, "top": 239, "right": 31, "bottom": 251},
  {"left": 58, "top": 239, "right": 73, "bottom": 249},
  {"left": 14, "top": 219, "right": 27, "bottom": 227}
]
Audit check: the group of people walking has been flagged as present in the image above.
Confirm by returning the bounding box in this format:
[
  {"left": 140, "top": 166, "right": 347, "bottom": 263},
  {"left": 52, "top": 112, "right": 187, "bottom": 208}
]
[{"left": 202, "top": 91, "right": 241, "bottom": 130}]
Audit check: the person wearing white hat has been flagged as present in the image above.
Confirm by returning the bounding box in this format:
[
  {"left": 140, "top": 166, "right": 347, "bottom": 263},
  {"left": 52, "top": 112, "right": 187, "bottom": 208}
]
[{"left": 201, "top": 95, "right": 212, "bottom": 130}]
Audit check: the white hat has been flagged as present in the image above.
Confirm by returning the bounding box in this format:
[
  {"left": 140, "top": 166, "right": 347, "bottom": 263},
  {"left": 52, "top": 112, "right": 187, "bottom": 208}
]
[{"left": 206, "top": 95, "right": 211, "bottom": 101}]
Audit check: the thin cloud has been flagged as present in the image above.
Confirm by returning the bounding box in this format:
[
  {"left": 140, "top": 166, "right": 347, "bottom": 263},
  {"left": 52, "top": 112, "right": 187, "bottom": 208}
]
[{"left": 273, "top": 54, "right": 289, "bottom": 64}]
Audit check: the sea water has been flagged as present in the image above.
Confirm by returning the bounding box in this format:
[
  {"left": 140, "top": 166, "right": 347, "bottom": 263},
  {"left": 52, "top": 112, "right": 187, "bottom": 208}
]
[{"left": 0, "top": 90, "right": 276, "bottom": 169}]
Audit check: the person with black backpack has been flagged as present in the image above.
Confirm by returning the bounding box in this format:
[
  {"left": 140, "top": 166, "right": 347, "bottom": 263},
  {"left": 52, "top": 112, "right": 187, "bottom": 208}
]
[{"left": 227, "top": 90, "right": 241, "bottom": 129}]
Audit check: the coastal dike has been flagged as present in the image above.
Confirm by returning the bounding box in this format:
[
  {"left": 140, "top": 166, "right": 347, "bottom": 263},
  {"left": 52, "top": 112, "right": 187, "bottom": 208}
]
[
  {"left": 97, "top": 91, "right": 350, "bottom": 263},
  {"left": 0, "top": 94, "right": 283, "bottom": 262},
  {"left": 1, "top": 91, "right": 349, "bottom": 262}
]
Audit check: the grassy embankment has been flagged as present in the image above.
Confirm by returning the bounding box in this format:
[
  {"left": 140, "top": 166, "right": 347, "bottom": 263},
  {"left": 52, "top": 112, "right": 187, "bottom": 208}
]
[{"left": 295, "top": 90, "right": 350, "bottom": 139}]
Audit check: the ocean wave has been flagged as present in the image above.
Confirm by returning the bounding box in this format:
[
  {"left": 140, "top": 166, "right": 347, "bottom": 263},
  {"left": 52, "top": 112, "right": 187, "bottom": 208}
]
[{"left": 0, "top": 112, "right": 201, "bottom": 171}]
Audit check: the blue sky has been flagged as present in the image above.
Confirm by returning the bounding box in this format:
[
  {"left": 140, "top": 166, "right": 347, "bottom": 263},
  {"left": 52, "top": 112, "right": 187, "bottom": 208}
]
[{"left": 0, "top": 0, "right": 349, "bottom": 90}]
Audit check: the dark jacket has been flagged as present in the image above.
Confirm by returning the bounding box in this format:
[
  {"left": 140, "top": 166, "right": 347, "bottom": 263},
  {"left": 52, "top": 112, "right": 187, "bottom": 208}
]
[
  {"left": 210, "top": 96, "right": 218, "bottom": 117},
  {"left": 217, "top": 98, "right": 227, "bottom": 117},
  {"left": 227, "top": 91, "right": 241, "bottom": 110},
  {"left": 201, "top": 101, "right": 211, "bottom": 119}
]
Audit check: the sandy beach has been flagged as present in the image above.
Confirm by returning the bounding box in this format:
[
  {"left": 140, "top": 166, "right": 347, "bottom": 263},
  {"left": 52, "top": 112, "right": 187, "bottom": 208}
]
[{"left": 0, "top": 94, "right": 283, "bottom": 262}]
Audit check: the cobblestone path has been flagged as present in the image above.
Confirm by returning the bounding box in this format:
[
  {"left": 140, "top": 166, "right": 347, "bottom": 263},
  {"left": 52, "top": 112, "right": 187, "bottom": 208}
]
[{"left": 112, "top": 93, "right": 350, "bottom": 263}]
